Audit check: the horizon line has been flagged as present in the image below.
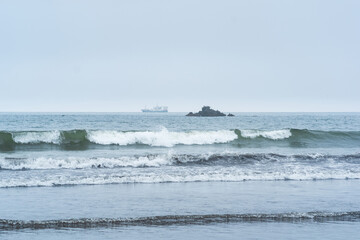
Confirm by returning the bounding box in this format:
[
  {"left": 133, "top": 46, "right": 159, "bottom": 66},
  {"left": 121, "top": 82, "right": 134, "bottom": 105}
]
[{"left": 1, "top": 111, "right": 359, "bottom": 114}]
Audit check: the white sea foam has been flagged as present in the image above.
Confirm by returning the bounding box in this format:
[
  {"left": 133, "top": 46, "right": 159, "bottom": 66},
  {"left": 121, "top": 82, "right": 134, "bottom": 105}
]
[
  {"left": 1, "top": 166, "right": 359, "bottom": 188},
  {"left": 0, "top": 155, "right": 174, "bottom": 170},
  {"left": 7, "top": 129, "right": 293, "bottom": 145},
  {"left": 240, "top": 129, "right": 292, "bottom": 140},
  {"left": 86, "top": 128, "right": 237, "bottom": 147},
  {"left": 1, "top": 153, "right": 357, "bottom": 171},
  {"left": 1, "top": 153, "right": 360, "bottom": 188},
  {"left": 12, "top": 131, "right": 60, "bottom": 144}
]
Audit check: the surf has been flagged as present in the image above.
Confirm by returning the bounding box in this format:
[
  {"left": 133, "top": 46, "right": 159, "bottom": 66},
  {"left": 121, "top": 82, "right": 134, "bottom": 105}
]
[{"left": 1, "top": 128, "right": 360, "bottom": 150}]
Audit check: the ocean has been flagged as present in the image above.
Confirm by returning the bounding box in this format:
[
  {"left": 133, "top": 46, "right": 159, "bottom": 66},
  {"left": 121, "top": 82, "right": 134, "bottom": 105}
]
[{"left": 1, "top": 112, "right": 360, "bottom": 239}]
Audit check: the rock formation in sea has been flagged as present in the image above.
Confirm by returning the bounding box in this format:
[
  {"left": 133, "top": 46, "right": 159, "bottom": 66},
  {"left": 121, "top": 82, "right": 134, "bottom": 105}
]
[{"left": 186, "top": 106, "right": 230, "bottom": 117}]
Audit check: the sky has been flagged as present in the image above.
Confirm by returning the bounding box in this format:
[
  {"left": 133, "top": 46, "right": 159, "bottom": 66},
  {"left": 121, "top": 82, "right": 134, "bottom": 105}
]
[{"left": 0, "top": 0, "right": 359, "bottom": 112}]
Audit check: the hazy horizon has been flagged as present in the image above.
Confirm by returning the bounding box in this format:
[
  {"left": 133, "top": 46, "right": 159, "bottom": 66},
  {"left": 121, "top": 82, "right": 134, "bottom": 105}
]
[
  {"left": 1, "top": 0, "right": 359, "bottom": 112},
  {"left": 1, "top": 110, "right": 360, "bottom": 113}
]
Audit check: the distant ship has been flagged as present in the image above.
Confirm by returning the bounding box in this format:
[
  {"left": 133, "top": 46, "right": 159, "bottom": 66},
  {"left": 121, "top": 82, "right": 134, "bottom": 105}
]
[{"left": 141, "top": 106, "right": 168, "bottom": 112}]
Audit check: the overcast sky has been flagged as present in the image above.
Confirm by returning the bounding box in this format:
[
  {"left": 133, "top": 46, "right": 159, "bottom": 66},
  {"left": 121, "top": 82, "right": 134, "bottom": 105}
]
[{"left": 0, "top": 0, "right": 359, "bottom": 112}]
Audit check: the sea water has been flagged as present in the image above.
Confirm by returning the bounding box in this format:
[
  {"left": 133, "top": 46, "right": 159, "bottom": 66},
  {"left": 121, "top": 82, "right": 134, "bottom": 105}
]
[{"left": 0, "top": 112, "right": 359, "bottom": 239}]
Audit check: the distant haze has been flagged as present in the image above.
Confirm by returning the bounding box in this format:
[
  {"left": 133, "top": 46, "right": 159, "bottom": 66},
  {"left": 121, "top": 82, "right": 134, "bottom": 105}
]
[{"left": 1, "top": 0, "right": 359, "bottom": 112}]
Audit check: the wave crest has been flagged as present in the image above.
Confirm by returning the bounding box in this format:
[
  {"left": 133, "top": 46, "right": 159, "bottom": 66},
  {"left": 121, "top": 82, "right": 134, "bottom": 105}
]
[
  {"left": 1, "top": 128, "right": 360, "bottom": 149},
  {"left": 12, "top": 131, "right": 60, "bottom": 144},
  {"left": 239, "top": 129, "right": 292, "bottom": 140},
  {"left": 87, "top": 129, "right": 237, "bottom": 147}
]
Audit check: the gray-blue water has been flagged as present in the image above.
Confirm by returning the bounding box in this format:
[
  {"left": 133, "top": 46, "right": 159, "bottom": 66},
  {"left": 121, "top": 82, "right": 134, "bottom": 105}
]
[{"left": 1, "top": 113, "right": 360, "bottom": 239}]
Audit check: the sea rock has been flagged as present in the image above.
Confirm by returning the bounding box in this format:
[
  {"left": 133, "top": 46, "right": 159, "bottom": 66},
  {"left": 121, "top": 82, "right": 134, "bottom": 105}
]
[
  {"left": 186, "top": 106, "right": 226, "bottom": 117},
  {"left": 227, "top": 113, "right": 235, "bottom": 117}
]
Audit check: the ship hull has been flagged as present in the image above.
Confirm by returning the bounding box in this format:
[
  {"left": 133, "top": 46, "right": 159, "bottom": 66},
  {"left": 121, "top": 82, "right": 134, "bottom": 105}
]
[{"left": 141, "top": 110, "right": 168, "bottom": 112}]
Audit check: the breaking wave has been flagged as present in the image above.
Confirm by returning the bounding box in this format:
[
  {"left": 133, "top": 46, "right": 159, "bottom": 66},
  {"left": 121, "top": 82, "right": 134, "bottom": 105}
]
[
  {"left": 1, "top": 128, "right": 360, "bottom": 150},
  {"left": 239, "top": 129, "right": 291, "bottom": 140},
  {"left": 0, "top": 155, "right": 173, "bottom": 170},
  {"left": 1, "top": 211, "right": 360, "bottom": 230},
  {"left": 1, "top": 169, "right": 360, "bottom": 188},
  {"left": 1, "top": 153, "right": 360, "bottom": 187},
  {"left": 12, "top": 131, "right": 60, "bottom": 144},
  {"left": 1, "top": 153, "right": 360, "bottom": 170},
  {"left": 87, "top": 129, "right": 236, "bottom": 147},
  {"left": 0, "top": 129, "right": 237, "bottom": 148}
]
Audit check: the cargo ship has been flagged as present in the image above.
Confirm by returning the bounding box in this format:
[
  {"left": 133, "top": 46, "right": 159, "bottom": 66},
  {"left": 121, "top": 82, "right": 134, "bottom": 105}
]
[{"left": 141, "top": 106, "right": 168, "bottom": 112}]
